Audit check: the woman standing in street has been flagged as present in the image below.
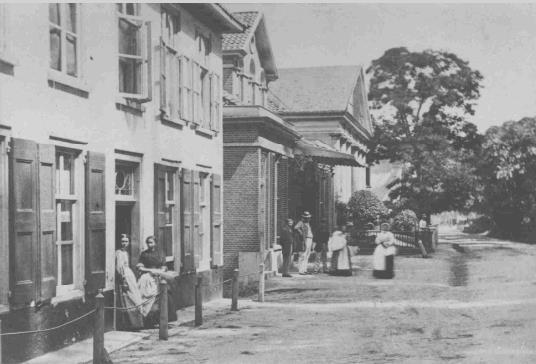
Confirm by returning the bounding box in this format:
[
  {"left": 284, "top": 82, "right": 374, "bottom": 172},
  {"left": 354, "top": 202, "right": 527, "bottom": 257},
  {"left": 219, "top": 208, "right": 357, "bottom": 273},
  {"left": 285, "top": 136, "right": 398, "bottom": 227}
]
[
  {"left": 373, "top": 223, "right": 396, "bottom": 279},
  {"left": 137, "top": 236, "right": 178, "bottom": 327},
  {"left": 115, "top": 234, "right": 144, "bottom": 329},
  {"left": 328, "top": 224, "right": 353, "bottom": 276},
  {"left": 294, "top": 211, "right": 314, "bottom": 275},
  {"left": 279, "top": 218, "right": 295, "bottom": 277}
]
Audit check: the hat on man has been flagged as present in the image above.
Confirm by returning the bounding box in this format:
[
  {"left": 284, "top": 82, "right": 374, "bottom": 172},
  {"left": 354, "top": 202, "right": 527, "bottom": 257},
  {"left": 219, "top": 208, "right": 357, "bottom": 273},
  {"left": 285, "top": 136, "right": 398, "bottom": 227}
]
[{"left": 302, "top": 211, "right": 312, "bottom": 218}]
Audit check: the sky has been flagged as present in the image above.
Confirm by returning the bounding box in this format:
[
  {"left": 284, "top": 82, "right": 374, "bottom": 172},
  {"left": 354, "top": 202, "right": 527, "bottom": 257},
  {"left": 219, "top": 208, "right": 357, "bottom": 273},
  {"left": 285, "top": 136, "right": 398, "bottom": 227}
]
[{"left": 227, "top": 2, "right": 536, "bottom": 132}]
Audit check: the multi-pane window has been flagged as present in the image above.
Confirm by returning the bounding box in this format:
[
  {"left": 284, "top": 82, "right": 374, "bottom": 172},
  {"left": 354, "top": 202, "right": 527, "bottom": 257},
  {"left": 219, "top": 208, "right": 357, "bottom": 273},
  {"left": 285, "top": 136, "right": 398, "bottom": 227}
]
[
  {"left": 0, "top": 5, "right": 7, "bottom": 57},
  {"left": 49, "top": 3, "right": 79, "bottom": 77},
  {"left": 160, "top": 8, "right": 180, "bottom": 119},
  {"left": 117, "top": 3, "right": 150, "bottom": 98},
  {"left": 55, "top": 151, "right": 78, "bottom": 293},
  {"left": 164, "top": 170, "right": 175, "bottom": 261},
  {"left": 199, "top": 173, "right": 210, "bottom": 264},
  {"left": 180, "top": 56, "right": 192, "bottom": 121},
  {"left": 210, "top": 73, "right": 221, "bottom": 131}
]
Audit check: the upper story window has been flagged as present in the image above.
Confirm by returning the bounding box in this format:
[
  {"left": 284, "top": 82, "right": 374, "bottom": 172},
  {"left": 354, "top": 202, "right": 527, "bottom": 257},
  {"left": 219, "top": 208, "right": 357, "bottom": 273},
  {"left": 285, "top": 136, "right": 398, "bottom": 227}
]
[
  {"left": 117, "top": 3, "right": 151, "bottom": 99},
  {"left": 160, "top": 7, "right": 181, "bottom": 121},
  {"left": 49, "top": 3, "right": 79, "bottom": 77}
]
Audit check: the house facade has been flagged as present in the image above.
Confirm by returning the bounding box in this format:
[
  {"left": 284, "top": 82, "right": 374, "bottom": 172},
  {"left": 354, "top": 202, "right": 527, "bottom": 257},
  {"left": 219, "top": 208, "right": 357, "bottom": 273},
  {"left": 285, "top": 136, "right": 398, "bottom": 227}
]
[
  {"left": 270, "top": 66, "right": 374, "bottom": 205},
  {"left": 0, "top": 3, "right": 241, "bottom": 361}
]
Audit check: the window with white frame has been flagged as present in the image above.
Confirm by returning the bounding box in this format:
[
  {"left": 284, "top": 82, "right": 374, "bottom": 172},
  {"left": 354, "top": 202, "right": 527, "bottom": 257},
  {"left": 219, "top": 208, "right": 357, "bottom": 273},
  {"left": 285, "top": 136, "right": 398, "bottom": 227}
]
[
  {"left": 164, "top": 170, "right": 175, "bottom": 261},
  {"left": 199, "top": 173, "right": 210, "bottom": 264},
  {"left": 117, "top": 3, "right": 150, "bottom": 98},
  {"left": 49, "top": 3, "right": 80, "bottom": 77},
  {"left": 55, "top": 150, "right": 79, "bottom": 295},
  {"left": 180, "top": 56, "right": 192, "bottom": 121},
  {"left": 115, "top": 164, "right": 135, "bottom": 196},
  {"left": 160, "top": 8, "right": 180, "bottom": 119}
]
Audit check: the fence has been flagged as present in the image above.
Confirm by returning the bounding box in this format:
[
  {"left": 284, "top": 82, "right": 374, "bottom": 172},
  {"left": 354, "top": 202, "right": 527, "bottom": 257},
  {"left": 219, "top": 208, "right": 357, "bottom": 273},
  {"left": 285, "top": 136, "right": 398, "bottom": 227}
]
[
  {"left": 0, "top": 266, "right": 266, "bottom": 364},
  {"left": 353, "top": 226, "right": 439, "bottom": 257}
]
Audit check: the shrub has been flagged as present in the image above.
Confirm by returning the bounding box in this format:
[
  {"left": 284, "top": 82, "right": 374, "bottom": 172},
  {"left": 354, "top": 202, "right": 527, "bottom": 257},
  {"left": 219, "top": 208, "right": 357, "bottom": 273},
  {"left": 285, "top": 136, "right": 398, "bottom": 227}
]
[
  {"left": 463, "top": 215, "right": 493, "bottom": 234},
  {"left": 347, "top": 190, "right": 389, "bottom": 229},
  {"left": 392, "top": 209, "right": 418, "bottom": 232}
]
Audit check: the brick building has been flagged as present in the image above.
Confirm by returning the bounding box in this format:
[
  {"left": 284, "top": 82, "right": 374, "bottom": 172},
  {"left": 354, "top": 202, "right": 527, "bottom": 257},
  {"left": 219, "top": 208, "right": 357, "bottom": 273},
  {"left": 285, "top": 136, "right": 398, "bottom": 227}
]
[
  {"left": 221, "top": 12, "right": 361, "bottom": 284},
  {"left": 0, "top": 3, "right": 241, "bottom": 361}
]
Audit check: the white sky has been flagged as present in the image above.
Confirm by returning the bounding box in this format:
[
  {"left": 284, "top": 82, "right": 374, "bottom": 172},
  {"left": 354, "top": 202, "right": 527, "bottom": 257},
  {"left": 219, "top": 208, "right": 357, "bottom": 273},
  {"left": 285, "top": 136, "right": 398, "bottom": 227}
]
[{"left": 227, "top": 2, "right": 536, "bottom": 132}]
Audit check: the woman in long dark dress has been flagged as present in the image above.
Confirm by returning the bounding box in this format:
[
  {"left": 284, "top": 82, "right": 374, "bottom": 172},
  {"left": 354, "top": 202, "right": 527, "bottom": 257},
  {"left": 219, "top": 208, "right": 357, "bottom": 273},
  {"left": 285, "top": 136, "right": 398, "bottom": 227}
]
[{"left": 137, "top": 236, "right": 178, "bottom": 327}]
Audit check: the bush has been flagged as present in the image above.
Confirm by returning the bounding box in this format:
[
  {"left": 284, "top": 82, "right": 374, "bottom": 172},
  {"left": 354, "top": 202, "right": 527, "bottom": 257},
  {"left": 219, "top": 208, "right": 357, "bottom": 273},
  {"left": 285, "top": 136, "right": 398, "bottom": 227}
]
[
  {"left": 347, "top": 190, "right": 389, "bottom": 229},
  {"left": 392, "top": 209, "right": 418, "bottom": 232}
]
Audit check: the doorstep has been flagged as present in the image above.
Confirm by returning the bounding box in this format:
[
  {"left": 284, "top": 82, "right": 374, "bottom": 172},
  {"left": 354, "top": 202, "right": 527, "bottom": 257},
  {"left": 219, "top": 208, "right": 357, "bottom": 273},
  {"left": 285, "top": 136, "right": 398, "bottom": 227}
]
[{"left": 23, "top": 330, "right": 149, "bottom": 364}]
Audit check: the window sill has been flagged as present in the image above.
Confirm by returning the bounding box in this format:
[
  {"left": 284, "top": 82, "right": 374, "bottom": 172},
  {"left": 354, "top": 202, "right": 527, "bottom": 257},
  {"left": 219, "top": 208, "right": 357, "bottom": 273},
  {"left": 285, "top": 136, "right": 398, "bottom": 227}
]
[
  {"left": 160, "top": 113, "right": 185, "bottom": 129},
  {"left": 195, "top": 126, "right": 215, "bottom": 139},
  {"left": 51, "top": 289, "right": 85, "bottom": 306},
  {"left": 48, "top": 70, "right": 90, "bottom": 98},
  {"left": 116, "top": 97, "right": 145, "bottom": 116},
  {"left": 0, "top": 54, "right": 16, "bottom": 76}
]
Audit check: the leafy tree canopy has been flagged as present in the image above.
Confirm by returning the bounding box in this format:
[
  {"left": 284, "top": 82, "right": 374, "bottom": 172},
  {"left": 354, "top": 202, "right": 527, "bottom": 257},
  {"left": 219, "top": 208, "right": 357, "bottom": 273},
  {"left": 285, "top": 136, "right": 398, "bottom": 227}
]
[{"left": 367, "top": 47, "right": 484, "bottom": 216}]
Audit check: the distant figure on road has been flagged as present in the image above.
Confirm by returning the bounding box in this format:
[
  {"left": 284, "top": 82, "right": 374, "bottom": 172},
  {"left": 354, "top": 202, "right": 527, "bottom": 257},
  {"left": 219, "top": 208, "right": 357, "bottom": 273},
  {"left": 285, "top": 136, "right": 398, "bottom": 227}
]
[
  {"left": 313, "top": 219, "right": 330, "bottom": 273},
  {"left": 328, "top": 224, "right": 352, "bottom": 276},
  {"left": 294, "top": 211, "right": 314, "bottom": 275},
  {"left": 419, "top": 214, "right": 427, "bottom": 230},
  {"left": 280, "top": 218, "right": 295, "bottom": 277},
  {"left": 373, "top": 223, "right": 396, "bottom": 279}
]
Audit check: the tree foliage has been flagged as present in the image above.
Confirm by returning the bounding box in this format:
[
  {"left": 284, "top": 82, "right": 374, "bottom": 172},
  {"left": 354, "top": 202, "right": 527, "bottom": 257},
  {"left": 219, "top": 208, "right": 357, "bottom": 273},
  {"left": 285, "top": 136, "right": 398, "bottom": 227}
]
[
  {"left": 392, "top": 209, "right": 418, "bottom": 232},
  {"left": 367, "top": 47, "right": 484, "bottom": 216},
  {"left": 476, "top": 117, "right": 536, "bottom": 240},
  {"left": 347, "top": 190, "right": 388, "bottom": 229}
]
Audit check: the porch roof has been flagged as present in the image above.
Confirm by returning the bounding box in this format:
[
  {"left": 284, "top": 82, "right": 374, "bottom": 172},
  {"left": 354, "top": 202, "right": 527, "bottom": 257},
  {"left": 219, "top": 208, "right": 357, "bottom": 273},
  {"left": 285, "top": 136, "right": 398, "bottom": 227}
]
[{"left": 294, "top": 139, "right": 363, "bottom": 167}]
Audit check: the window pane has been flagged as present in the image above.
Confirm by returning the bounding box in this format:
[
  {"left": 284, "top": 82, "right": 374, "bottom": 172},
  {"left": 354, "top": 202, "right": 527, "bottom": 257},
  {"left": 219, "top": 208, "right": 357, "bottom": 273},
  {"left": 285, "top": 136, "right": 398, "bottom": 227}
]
[
  {"left": 115, "top": 165, "right": 134, "bottom": 195},
  {"left": 166, "top": 206, "right": 172, "bottom": 225},
  {"left": 166, "top": 172, "right": 174, "bottom": 201},
  {"left": 119, "top": 57, "right": 141, "bottom": 94},
  {"left": 50, "top": 27, "right": 61, "bottom": 71},
  {"left": 118, "top": 18, "right": 140, "bottom": 56},
  {"left": 116, "top": 3, "right": 123, "bottom": 13},
  {"left": 163, "top": 225, "right": 172, "bottom": 257},
  {"left": 126, "top": 3, "right": 137, "bottom": 16},
  {"left": 49, "top": 3, "right": 61, "bottom": 25},
  {"left": 61, "top": 244, "right": 74, "bottom": 285},
  {"left": 56, "top": 152, "right": 75, "bottom": 195},
  {"left": 66, "top": 3, "right": 77, "bottom": 33},
  {"left": 59, "top": 201, "right": 73, "bottom": 241},
  {"left": 66, "top": 34, "right": 77, "bottom": 76}
]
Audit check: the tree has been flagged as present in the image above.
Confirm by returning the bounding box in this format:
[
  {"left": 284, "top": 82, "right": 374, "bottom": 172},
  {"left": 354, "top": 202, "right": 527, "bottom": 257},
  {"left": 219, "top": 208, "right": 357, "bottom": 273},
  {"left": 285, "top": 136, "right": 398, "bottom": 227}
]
[
  {"left": 477, "top": 117, "right": 536, "bottom": 240},
  {"left": 367, "top": 47, "right": 484, "bottom": 216},
  {"left": 347, "top": 190, "right": 388, "bottom": 229}
]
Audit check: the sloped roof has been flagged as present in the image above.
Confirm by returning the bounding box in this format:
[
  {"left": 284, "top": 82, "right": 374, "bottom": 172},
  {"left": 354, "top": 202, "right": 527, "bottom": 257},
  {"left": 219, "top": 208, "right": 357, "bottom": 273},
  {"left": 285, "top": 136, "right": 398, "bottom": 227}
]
[
  {"left": 295, "top": 139, "right": 362, "bottom": 167},
  {"left": 222, "top": 11, "right": 260, "bottom": 51},
  {"left": 269, "top": 65, "right": 362, "bottom": 113}
]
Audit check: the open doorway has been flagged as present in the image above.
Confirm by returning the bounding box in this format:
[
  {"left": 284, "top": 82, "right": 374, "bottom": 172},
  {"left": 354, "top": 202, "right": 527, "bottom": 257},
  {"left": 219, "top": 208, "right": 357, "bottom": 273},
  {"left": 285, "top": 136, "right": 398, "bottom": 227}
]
[{"left": 115, "top": 204, "right": 133, "bottom": 256}]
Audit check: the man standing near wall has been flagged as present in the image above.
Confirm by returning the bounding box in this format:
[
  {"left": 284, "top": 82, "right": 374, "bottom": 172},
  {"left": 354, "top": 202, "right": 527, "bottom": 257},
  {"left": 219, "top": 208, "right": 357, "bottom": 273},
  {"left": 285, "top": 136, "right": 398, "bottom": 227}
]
[
  {"left": 280, "top": 218, "right": 295, "bottom": 277},
  {"left": 295, "top": 211, "right": 314, "bottom": 275}
]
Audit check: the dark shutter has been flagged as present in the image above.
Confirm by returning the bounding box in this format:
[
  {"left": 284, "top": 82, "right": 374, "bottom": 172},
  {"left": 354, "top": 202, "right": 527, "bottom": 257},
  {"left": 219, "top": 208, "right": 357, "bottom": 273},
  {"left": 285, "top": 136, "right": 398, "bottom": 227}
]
[
  {"left": 38, "top": 144, "right": 57, "bottom": 300},
  {"left": 210, "top": 174, "right": 222, "bottom": 267},
  {"left": 154, "top": 164, "right": 167, "bottom": 256},
  {"left": 85, "top": 152, "right": 106, "bottom": 294},
  {"left": 10, "top": 138, "right": 38, "bottom": 305},
  {"left": 193, "top": 172, "right": 201, "bottom": 268},
  {"left": 181, "top": 168, "right": 194, "bottom": 272}
]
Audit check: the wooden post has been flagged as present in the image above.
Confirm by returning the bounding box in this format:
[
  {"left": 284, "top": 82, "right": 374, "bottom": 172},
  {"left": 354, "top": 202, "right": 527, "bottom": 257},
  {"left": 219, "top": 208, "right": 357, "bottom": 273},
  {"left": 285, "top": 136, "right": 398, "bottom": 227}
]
[
  {"left": 231, "top": 269, "right": 239, "bottom": 311},
  {"left": 93, "top": 289, "right": 105, "bottom": 364},
  {"left": 195, "top": 276, "right": 203, "bottom": 326},
  {"left": 258, "top": 263, "right": 265, "bottom": 303},
  {"left": 159, "top": 279, "right": 169, "bottom": 340}
]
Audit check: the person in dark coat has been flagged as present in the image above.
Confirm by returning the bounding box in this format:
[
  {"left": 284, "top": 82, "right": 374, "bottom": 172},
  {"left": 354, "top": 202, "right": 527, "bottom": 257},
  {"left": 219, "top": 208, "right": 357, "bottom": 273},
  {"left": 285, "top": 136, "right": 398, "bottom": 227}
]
[
  {"left": 279, "top": 218, "right": 295, "bottom": 277},
  {"left": 313, "top": 219, "right": 330, "bottom": 273}
]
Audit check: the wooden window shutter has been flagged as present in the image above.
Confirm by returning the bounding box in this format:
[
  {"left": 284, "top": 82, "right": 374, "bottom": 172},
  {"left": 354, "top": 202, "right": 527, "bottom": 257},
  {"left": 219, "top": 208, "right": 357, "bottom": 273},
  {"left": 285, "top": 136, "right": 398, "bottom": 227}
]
[
  {"left": 85, "top": 151, "right": 106, "bottom": 294},
  {"left": 193, "top": 172, "right": 201, "bottom": 267},
  {"left": 214, "top": 74, "right": 221, "bottom": 132},
  {"left": 159, "top": 37, "right": 167, "bottom": 112},
  {"left": 210, "top": 174, "right": 222, "bottom": 267},
  {"left": 179, "top": 56, "right": 185, "bottom": 120},
  {"left": 154, "top": 164, "right": 167, "bottom": 256},
  {"left": 209, "top": 73, "right": 215, "bottom": 130},
  {"left": 181, "top": 168, "right": 194, "bottom": 272},
  {"left": 10, "top": 138, "right": 38, "bottom": 305},
  {"left": 38, "top": 144, "right": 57, "bottom": 301}
]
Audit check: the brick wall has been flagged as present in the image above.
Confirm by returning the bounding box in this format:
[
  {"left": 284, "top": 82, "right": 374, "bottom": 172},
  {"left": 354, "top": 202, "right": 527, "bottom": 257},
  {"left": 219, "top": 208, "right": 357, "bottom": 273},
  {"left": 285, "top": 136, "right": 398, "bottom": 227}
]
[
  {"left": 223, "top": 146, "right": 260, "bottom": 281},
  {"left": 223, "top": 124, "right": 259, "bottom": 144}
]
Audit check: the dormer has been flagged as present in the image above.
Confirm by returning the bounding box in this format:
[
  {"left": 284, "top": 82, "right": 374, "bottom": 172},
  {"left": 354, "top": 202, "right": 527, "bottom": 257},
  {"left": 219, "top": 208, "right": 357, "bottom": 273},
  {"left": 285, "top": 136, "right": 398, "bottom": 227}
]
[{"left": 222, "top": 11, "right": 277, "bottom": 107}]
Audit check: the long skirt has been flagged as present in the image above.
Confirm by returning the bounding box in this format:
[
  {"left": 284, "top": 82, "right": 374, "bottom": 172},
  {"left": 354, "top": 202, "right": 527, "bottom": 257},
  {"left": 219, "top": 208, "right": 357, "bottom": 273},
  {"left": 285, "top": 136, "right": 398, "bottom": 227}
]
[
  {"left": 138, "top": 273, "right": 177, "bottom": 327},
  {"left": 116, "top": 268, "right": 144, "bottom": 330},
  {"left": 373, "top": 254, "right": 395, "bottom": 279},
  {"left": 330, "top": 247, "right": 352, "bottom": 276}
]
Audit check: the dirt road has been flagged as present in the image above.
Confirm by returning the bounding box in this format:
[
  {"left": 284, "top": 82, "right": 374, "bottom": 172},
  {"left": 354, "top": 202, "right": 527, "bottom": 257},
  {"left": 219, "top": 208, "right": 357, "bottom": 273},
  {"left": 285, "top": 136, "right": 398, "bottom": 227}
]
[{"left": 110, "top": 228, "right": 536, "bottom": 363}]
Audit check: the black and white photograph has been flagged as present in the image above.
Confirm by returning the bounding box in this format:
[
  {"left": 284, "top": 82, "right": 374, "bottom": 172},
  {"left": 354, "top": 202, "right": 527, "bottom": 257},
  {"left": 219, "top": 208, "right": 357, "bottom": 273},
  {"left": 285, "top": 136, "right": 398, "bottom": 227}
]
[{"left": 0, "top": 1, "right": 535, "bottom": 363}]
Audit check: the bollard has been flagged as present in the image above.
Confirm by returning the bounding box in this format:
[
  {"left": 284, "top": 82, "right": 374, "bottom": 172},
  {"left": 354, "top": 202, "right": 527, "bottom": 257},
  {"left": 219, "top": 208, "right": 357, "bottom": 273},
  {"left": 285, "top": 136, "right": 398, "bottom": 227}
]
[
  {"left": 93, "top": 289, "right": 105, "bottom": 364},
  {"left": 195, "top": 276, "right": 203, "bottom": 326},
  {"left": 159, "top": 279, "right": 169, "bottom": 340},
  {"left": 231, "top": 269, "right": 239, "bottom": 311},
  {"left": 258, "top": 263, "right": 265, "bottom": 303}
]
